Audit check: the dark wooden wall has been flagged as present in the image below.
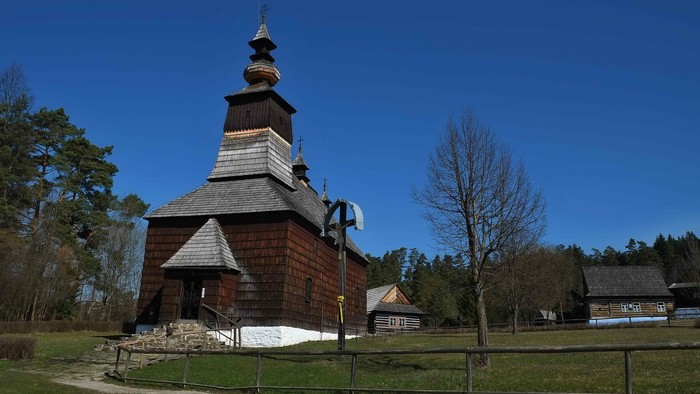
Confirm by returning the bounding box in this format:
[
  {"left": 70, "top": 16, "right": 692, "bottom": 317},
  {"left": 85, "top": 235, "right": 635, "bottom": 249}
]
[
  {"left": 223, "top": 94, "right": 293, "bottom": 144},
  {"left": 284, "top": 220, "right": 367, "bottom": 334},
  {"left": 136, "top": 212, "right": 368, "bottom": 335},
  {"left": 138, "top": 224, "right": 203, "bottom": 325},
  {"left": 221, "top": 219, "right": 289, "bottom": 326}
]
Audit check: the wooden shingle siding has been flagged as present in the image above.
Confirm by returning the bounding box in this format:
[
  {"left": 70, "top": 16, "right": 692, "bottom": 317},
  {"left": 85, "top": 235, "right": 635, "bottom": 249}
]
[
  {"left": 282, "top": 220, "right": 367, "bottom": 333},
  {"left": 136, "top": 212, "right": 367, "bottom": 333},
  {"left": 137, "top": 224, "right": 202, "bottom": 324}
]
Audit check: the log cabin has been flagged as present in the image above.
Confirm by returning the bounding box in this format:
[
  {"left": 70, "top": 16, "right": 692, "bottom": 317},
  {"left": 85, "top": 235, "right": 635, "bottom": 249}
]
[
  {"left": 582, "top": 266, "right": 673, "bottom": 325},
  {"left": 134, "top": 18, "right": 368, "bottom": 347},
  {"left": 367, "top": 284, "right": 424, "bottom": 333}
]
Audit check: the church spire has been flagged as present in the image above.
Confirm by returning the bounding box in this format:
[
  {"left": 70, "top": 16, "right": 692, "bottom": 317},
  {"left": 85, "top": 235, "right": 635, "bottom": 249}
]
[
  {"left": 292, "top": 137, "right": 310, "bottom": 184},
  {"left": 243, "top": 15, "right": 281, "bottom": 87},
  {"left": 321, "top": 178, "right": 331, "bottom": 207},
  {"left": 222, "top": 15, "right": 296, "bottom": 144}
]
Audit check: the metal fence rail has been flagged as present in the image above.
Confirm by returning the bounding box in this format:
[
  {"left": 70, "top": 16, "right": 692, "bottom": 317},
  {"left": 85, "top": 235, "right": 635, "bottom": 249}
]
[{"left": 114, "top": 342, "right": 700, "bottom": 394}]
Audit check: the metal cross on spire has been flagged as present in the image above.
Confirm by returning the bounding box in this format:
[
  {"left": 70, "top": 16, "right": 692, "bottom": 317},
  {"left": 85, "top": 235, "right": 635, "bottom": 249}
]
[{"left": 259, "top": 3, "right": 270, "bottom": 24}]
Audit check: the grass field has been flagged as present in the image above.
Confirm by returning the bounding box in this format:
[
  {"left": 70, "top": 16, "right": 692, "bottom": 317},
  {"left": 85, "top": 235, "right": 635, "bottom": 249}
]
[
  {"left": 0, "top": 327, "right": 696, "bottom": 393},
  {"left": 124, "top": 326, "right": 700, "bottom": 393},
  {"left": 0, "top": 331, "right": 121, "bottom": 393}
]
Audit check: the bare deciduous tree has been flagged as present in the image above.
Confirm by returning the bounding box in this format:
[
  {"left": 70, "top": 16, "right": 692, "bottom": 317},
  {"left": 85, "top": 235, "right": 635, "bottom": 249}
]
[
  {"left": 415, "top": 109, "right": 545, "bottom": 367},
  {"left": 0, "top": 62, "right": 33, "bottom": 123},
  {"left": 491, "top": 242, "right": 548, "bottom": 335}
]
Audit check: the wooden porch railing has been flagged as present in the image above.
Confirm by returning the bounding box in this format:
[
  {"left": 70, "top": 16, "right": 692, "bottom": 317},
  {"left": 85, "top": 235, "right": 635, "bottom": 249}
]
[
  {"left": 199, "top": 303, "right": 242, "bottom": 348},
  {"left": 113, "top": 342, "right": 700, "bottom": 394}
]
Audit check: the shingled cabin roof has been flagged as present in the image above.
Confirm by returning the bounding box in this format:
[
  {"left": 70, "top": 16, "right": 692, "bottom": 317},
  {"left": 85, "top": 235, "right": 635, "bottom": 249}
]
[
  {"left": 367, "top": 284, "right": 425, "bottom": 315},
  {"left": 160, "top": 218, "right": 240, "bottom": 271},
  {"left": 582, "top": 266, "right": 673, "bottom": 298}
]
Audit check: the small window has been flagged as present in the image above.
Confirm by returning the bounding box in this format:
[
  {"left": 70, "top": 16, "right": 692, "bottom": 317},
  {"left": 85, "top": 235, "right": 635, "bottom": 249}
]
[
  {"left": 621, "top": 303, "right": 630, "bottom": 312},
  {"left": 389, "top": 317, "right": 397, "bottom": 326},
  {"left": 304, "top": 277, "right": 312, "bottom": 303},
  {"left": 657, "top": 302, "right": 666, "bottom": 312},
  {"left": 632, "top": 302, "right": 642, "bottom": 312},
  {"left": 399, "top": 318, "right": 406, "bottom": 327}
]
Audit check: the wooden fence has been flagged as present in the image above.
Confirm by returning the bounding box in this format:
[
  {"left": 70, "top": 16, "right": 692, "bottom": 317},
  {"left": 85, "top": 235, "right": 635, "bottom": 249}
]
[{"left": 114, "top": 342, "right": 700, "bottom": 394}]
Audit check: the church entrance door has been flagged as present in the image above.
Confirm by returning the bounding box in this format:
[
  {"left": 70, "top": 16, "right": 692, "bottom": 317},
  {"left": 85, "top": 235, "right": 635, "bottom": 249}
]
[{"left": 180, "top": 278, "right": 202, "bottom": 320}]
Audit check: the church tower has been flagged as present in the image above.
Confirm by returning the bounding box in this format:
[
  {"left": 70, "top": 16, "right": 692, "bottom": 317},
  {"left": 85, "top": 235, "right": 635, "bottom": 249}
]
[{"left": 135, "top": 18, "right": 368, "bottom": 347}]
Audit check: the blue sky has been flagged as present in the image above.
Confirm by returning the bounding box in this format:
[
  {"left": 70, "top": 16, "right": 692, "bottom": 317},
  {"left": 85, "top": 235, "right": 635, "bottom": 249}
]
[{"left": 2, "top": 1, "right": 699, "bottom": 257}]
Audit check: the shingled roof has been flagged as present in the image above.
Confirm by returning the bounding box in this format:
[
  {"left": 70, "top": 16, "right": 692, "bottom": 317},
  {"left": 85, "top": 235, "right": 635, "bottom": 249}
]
[
  {"left": 367, "top": 284, "right": 425, "bottom": 315},
  {"left": 208, "top": 128, "right": 295, "bottom": 188},
  {"left": 161, "top": 218, "right": 239, "bottom": 270},
  {"left": 582, "top": 266, "right": 672, "bottom": 298},
  {"left": 145, "top": 175, "right": 365, "bottom": 259}
]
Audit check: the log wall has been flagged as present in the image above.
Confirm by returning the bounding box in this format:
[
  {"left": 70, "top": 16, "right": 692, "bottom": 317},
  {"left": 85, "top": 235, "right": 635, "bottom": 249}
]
[
  {"left": 587, "top": 299, "right": 674, "bottom": 319},
  {"left": 369, "top": 313, "right": 421, "bottom": 334}
]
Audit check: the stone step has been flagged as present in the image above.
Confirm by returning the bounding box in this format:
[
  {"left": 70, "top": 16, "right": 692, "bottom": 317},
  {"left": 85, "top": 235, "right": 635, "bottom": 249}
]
[{"left": 107, "top": 321, "right": 233, "bottom": 352}]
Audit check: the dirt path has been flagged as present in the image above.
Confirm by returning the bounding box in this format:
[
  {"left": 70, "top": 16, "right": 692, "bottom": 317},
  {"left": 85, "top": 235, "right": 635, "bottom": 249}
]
[
  {"left": 45, "top": 348, "right": 209, "bottom": 393},
  {"left": 53, "top": 378, "right": 207, "bottom": 394}
]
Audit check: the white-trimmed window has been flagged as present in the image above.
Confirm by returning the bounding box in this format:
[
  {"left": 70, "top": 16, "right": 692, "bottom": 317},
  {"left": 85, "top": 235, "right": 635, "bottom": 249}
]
[
  {"left": 621, "top": 303, "right": 630, "bottom": 312},
  {"left": 632, "top": 302, "right": 642, "bottom": 312},
  {"left": 657, "top": 302, "right": 666, "bottom": 312},
  {"left": 389, "top": 317, "right": 397, "bottom": 326},
  {"left": 399, "top": 318, "right": 406, "bottom": 327}
]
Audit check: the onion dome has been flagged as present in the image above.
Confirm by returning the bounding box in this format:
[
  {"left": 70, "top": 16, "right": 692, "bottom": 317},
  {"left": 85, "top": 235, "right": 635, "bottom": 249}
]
[{"left": 243, "top": 16, "right": 281, "bottom": 87}]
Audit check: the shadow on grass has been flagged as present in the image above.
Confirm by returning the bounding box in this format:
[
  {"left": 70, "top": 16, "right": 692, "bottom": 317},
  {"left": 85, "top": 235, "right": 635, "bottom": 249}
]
[
  {"left": 363, "top": 357, "right": 430, "bottom": 371},
  {"left": 92, "top": 334, "right": 125, "bottom": 341},
  {"left": 262, "top": 354, "right": 454, "bottom": 372}
]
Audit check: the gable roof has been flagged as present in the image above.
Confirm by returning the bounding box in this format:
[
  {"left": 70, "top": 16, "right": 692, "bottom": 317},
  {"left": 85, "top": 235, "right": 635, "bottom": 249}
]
[
  {"left": 582, "top": 266, "right": 672, "bottom": 298},
  {"left": 367, "top": 284, "right": 425, "bottom": 315},
  {"left": 535, "top": 310, "right": 557, "bottom": 321},
  {"left": 161, "top": 218, "right": 240, "bottom": 271}
]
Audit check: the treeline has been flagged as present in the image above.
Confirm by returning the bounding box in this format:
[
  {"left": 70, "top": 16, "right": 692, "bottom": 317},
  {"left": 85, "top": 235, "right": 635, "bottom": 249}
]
[
  {"left": 0, "top": 64, "right": 148, "bottom": 322},
  {"left": 367, "top": 232, "right": 699, "bottom": 330}
]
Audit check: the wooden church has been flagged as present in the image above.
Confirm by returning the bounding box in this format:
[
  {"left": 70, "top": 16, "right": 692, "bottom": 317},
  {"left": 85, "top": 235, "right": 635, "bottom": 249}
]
[{"left": 135, "top": 19, "right": 368, "bottom": 346}]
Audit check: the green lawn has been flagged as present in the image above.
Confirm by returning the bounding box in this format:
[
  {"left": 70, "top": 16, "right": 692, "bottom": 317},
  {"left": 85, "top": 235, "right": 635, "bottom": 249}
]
[
  {"left": 125, "top": 327, "right": 700, "bottom": 393},
  {"left": 0, "top": 331, "right": 122, "bottom": 393}
]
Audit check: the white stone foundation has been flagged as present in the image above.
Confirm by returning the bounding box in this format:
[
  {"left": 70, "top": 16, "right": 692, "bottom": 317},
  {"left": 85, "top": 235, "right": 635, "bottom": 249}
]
[{"left": 214, "top": 326, "right": 348, "bottom": 348}]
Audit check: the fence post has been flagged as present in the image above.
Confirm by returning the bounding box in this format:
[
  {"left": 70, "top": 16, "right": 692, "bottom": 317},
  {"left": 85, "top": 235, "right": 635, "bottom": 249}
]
[
  {"left": 465, "top": 352, "right": 473, "bottom": 393},
  {"left": 124, "top": 350, "right": 131, "bottom": 379},
  {"left": 350, "top": 354, "right": 358, "bottom": 391},
  {"left": 139, "top": 342, "right": 144, "bottom": 369},
  {"left": 183, "top": 353, "right": 190, "bottom": 385},
  {"left": 114, "top": 347, "right": 121, "bottom": 376},
  {"left": 624, "top": 350, "right": 632, "bottom": 394},
  {"left": 255, "top": 353, "right": 263, "bottom": 393}
]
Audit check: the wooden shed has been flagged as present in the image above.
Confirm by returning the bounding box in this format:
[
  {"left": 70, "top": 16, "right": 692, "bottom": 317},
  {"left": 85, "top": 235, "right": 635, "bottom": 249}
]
[
  {"left": 135, "top": 19, "right": 368, "bottom": 346},
  {"left": 582, "top": 266, "right": 674, "bottom": 324},
  {"left": 367, "top": 284, "right": 424, "bottom": 333}
]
